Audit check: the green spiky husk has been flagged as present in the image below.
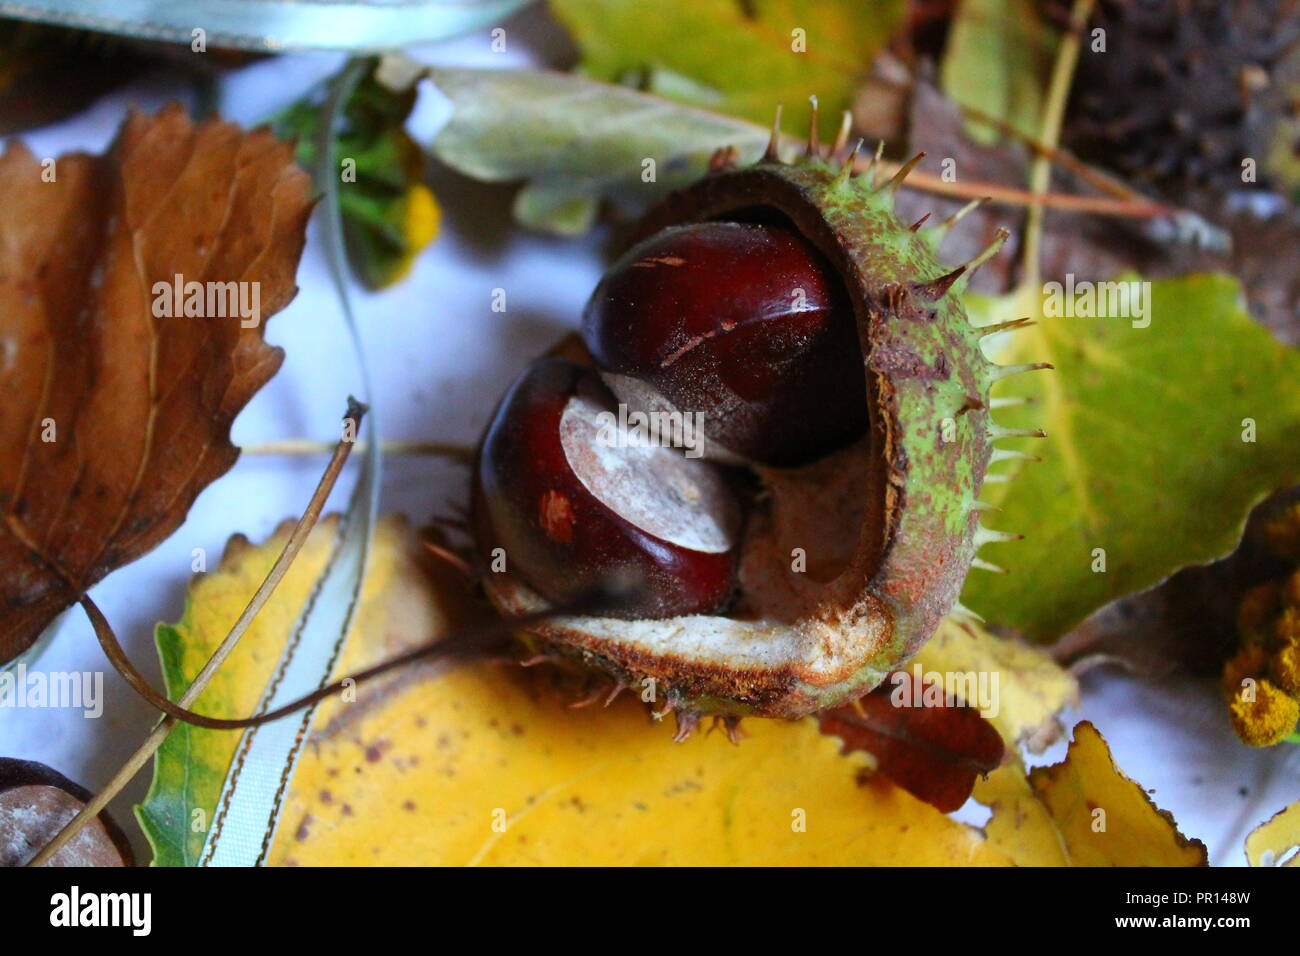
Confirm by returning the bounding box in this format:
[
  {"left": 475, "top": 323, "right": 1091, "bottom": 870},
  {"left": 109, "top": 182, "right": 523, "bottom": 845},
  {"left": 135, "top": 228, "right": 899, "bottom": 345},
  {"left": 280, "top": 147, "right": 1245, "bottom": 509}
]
[{"left": 483, "top": 150, "right": 1000, "bottom": 726}]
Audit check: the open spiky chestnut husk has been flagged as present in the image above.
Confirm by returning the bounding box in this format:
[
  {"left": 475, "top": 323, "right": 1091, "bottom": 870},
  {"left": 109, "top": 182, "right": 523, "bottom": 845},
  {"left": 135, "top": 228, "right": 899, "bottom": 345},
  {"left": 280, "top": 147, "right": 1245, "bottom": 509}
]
[{"left": 473, "top": 113, "right": 1040, "bottom": 734}]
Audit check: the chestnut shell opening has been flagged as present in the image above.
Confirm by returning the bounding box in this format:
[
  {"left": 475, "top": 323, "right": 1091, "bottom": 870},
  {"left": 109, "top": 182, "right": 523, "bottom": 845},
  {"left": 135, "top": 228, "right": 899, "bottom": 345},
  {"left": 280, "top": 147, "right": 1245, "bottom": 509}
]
[{"left": 635, "top": 199, "right": 892, "bottom": 593}]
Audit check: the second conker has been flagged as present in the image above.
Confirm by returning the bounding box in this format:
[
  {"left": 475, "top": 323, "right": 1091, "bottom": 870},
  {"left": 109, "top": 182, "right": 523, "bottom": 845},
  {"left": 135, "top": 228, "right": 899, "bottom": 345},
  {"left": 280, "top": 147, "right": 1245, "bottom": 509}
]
[{"left": 473, "top": 357, "right": 741, "bottom": 619}]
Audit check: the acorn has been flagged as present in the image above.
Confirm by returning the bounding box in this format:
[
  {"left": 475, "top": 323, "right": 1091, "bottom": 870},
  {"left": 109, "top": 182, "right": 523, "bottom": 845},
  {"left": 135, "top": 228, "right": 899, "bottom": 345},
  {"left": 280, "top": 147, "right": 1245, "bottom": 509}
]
[
  {"left": 472, "top": 106, "right": 1043, "bottom": 735},
  {"left": 0, "top": 757, "right": 134, "bottom": 866}
]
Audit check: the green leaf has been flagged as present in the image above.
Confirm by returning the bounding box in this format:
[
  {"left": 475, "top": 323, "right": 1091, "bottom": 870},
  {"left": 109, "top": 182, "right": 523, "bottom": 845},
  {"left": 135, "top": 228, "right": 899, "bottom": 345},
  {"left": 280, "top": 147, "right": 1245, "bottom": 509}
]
[
  {"left": 426, "top": 67, "right": 770, "bottom": 235},
  {"left": 549, "top": 0, "right": 904, "bottom": 139},
  {"left": 962, "top": 274, "right": 1300, "bottom": 640},
  {"left": 135, "top": 522, "right": 343, "bottom": 866},
  {"left": 512, "top": 184, "right": 600, "bottom": 237},
  {"left": 133, "top": 624, "right": 202, "bottom": 867},
  {"left": 939, "top": 0, "right": 1056, "bottom": 144},
  {"left": 274, "top": 59, "right": 438, "bottom": 289}
]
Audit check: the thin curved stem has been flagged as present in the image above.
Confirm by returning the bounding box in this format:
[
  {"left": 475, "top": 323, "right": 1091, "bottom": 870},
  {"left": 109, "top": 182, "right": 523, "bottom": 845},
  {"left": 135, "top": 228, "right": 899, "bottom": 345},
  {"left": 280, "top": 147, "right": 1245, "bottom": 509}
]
[
  {"left": 956, "top": 102, "right": 1137, "bottom": 202},
  {"left": 80, "top": 589, "right": 594, "bottom": 731}
]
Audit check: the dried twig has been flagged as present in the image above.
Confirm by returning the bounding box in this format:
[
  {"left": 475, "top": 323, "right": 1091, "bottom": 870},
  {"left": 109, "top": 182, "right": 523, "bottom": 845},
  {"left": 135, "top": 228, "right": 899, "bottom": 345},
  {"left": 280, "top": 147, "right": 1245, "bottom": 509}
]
[
  {"left": 243, "top": 438, "right": 474, "bottom": 463},
  {"left": 863, "top": 151, "right": 1167, "bottom": 220}
]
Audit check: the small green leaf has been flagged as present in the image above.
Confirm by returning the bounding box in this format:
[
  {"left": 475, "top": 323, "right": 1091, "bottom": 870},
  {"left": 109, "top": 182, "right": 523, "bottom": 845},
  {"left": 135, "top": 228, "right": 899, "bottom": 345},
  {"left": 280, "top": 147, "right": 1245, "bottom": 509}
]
[
  {"left": 427, "top": 67, "right": 770, "bottom": 235},
  {"left": 512, "top": 184, "right": 600, "bottom": 236},
  {"left": 940, "top": 0, "right": 1056, "bottom": 145},
  {"left": 962, "top": 274, "right": 1300, "bottom": 640},
  {"left": 274, "top": 59, "right": 438, "bottom": 289},
  {"left": 135, "top": 619, "right": 232, "bottom": 867},
  {"left": 549, "top": 0, "right": 904, "bottom": 139}
]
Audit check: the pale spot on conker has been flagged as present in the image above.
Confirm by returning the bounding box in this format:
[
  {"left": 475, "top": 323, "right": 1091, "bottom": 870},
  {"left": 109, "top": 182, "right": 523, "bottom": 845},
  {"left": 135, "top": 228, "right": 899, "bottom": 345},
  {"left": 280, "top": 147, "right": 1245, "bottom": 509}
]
[{"left": 539, "top": 489, "right": 575, "bottom": 543}]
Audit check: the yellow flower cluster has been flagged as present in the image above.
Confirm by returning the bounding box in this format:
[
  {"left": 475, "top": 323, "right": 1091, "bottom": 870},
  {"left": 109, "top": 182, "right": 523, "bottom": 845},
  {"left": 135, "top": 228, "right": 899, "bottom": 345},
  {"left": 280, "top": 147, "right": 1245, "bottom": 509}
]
[{"left": 1223, "top": 503, "right": 1300, "bottom": 746}]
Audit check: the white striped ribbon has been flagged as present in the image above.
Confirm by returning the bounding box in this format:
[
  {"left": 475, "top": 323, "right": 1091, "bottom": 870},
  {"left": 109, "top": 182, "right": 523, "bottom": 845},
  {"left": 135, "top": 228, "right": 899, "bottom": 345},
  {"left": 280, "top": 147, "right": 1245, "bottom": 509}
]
[{"left": 201, "top": 60, "right": 380, "bottom": 866}]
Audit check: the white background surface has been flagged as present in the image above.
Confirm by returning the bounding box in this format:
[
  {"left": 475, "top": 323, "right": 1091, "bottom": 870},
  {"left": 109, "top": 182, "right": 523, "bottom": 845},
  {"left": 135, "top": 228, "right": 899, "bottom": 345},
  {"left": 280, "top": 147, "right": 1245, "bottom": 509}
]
[{"left": 1, "top": 6, "right": 1296, "bottom": 866}]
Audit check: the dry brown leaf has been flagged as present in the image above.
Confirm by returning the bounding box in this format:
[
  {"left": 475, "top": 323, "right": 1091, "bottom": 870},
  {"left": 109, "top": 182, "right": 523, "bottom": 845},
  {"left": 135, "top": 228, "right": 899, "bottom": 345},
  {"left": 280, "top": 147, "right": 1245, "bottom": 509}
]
[
  {"left": 815, "top": 618, "right": 1077, "bottom": 813},
  {"left": 819, "top": 671, "right": 1005, "bottom": 813},
  {"left": 0, "top": 104, "right": 313, "bottom": 665}
]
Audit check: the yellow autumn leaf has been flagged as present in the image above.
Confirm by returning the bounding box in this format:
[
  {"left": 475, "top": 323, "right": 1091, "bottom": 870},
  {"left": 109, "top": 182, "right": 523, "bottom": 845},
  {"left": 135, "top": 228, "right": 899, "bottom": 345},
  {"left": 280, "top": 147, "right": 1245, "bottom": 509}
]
[
  {"left": 975, "top": 722, "right": 1207, "bottom": 867},
  {"left": 974, "top": 761, "right": 1069, "bottom": 866},
  {"left": 1245, "top": 801, "right": 1300, "bottom": 867},
  {"left": 913, "top": 618, "right": 1079, "bottom": 751},
  {"left": 137, "top": 515, "right": 482, "bottom": 865},
  {"left": 269, "top": 662, "right": 1016, "bottom": 866},
  {"left": 144, "top": 515, "right": 1017, "bottom": 866}
]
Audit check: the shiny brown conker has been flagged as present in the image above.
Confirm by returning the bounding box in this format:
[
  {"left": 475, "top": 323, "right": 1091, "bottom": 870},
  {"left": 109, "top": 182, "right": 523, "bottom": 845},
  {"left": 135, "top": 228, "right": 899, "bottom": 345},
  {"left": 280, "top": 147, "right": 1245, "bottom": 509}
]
[
  {"left": 0, "top": 757, "right": 134, "bottom": 867},
  {"left": 473, "top": 357, "right": 741, "bottom": 619},
  {"left": 581, "top": 221, "right": 868, "bottom": 466}
]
